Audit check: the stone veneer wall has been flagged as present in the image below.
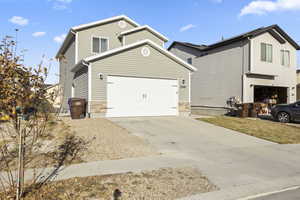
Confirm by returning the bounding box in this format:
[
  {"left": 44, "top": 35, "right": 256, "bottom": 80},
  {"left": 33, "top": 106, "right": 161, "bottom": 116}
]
[{"left": 89, "top": 101, "right": 191, "bottom": 117}]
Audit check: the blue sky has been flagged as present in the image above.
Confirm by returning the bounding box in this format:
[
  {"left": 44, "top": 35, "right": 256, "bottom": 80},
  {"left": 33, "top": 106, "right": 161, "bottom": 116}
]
[{"left": 1, "top": 0, "right": 300, "bottom": 84}]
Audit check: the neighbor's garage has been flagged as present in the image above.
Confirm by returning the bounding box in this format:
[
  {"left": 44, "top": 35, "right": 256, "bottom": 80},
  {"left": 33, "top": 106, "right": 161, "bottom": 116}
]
[
  {"left": 106, "top": 76, "right": 178, "bottom": 117},
  {"left": 254, "top": 85, "right": 288, "bottom": 104}
]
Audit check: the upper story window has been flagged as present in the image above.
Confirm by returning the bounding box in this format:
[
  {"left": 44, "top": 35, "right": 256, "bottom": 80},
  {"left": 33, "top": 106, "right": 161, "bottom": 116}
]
[
  {"left": 187, "top": 57, "right": 192, "bottom": 65},
  {"left": 281, "top": 50, "right": 290, "bottom": 67},
  {"left": 92, "top": 37, "right": 109, "bottom": 54},
  {"left": 261, "top": 43, "right": 273, "bottom": 63}
]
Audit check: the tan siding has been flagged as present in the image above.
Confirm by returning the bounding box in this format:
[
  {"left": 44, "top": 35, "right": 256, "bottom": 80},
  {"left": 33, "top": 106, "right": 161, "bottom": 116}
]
[
  {"left": 245, "top": 32, "right": 298, "bottom": 103},
  {"left": 91, "top": 44, "right": 190, "bottom": 103},
  {"left": 77, "top": 20, "right": 135, "bottom": 60},
  {"left": 59, "top": 39, "right": 75, "bottom": 112},
  {"left": 74, "top": 65, "right": 88, "bottom": 100},
  {"left": 124, "top": 30, "right": 164, "bottom": 46},
  {"left": 251, "top": 32, "right": 297, "bottom": 75}
]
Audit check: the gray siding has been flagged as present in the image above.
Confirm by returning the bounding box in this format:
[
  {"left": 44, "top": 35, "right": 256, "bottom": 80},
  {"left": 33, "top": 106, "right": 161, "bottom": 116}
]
[
  {"left": 90, "top": 44, "right": 190, "bottom": 103},
  {"left": 59, "top": 38, "right": 75, "bottom": 112},
  {"left": 73, "top": 65, "right": 88, "bottom": 99},
  {"left": 194, "top": 41, "right": 248, "bottom": 107},
  {"left": 168, "top": 44, "right": 202, "bottom": 63},
  {"left": 77, "top": 20, "right": 136, "bottom": 60},
  {"left": 124, "top": 30, "right": 164, "bottom": 46},
  {"left": 170, "top": 40, "right": 249, "bottom": 107}
]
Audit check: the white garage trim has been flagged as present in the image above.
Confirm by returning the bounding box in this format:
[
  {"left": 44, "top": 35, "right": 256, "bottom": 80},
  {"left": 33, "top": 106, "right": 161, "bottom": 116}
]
[
  {"left": 106, "top": 75, "right": 179, "bottom": 117},
  {"left": 88, "top": 63, "right": 92, "bottom": 113}
]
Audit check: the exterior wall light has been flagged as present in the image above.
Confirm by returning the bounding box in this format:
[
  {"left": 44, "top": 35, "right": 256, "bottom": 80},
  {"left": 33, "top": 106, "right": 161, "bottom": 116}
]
[{"left": 98, "top": 73, "right": 104, "bottom": 80}]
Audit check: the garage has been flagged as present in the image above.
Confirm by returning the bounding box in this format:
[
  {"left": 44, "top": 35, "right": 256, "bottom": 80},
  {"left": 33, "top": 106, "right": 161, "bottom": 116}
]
[
  {"left": 106, "top": 76, "right": 179, "bottom": 117},
  {"left": 254, "top": 85, "right": 288, "bottom": 104}
]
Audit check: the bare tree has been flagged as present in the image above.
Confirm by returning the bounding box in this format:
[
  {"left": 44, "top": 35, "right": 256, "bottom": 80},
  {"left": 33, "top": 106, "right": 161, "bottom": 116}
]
[{"left": 0, "top": 36, "right": 86, "bottom": 199}]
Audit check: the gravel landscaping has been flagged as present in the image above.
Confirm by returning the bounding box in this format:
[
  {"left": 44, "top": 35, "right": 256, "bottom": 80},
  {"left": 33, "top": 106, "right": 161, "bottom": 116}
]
[
  {"left": 22, "top": 167, "right": 218, "bottom": 200},
  {"left": 62, "top": 117, "right": 158, "bottom": 162}
]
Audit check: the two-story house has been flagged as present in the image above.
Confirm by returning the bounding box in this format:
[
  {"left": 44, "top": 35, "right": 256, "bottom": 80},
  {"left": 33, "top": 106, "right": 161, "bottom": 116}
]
[
  {"left": 56, "top": 15, "right": 196, "bottom": 117},
  {"left": 168, "top": 25, "right": 300, "bottom": 115}
]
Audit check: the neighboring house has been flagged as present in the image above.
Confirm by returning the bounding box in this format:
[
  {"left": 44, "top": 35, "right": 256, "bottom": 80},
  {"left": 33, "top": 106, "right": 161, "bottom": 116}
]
[
  {"left": 169, "top": 25, "right": 300, "bottom": 114},
  {"left": 46, "top": 84, "right": 62, "bottom": 111},
  {"left": 56, "top": 15, "right": 196, "bottom": 117},
  {"left": 297, "top": 69, "right": 300, "bottom": 100}
]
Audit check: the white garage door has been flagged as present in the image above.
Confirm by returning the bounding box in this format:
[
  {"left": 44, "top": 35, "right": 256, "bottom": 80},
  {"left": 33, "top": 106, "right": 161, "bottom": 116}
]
[{"left": 106, "top": 76, "right": 178, "bottom": 117}]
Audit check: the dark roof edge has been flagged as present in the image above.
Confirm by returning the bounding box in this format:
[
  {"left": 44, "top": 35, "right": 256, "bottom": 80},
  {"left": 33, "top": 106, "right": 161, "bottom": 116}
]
[
  {"left": 167, "top": 41, "right": 206, "bottom": 51},
  {"left": 168, "top": 25, "right": 300, "bottom": 52}
]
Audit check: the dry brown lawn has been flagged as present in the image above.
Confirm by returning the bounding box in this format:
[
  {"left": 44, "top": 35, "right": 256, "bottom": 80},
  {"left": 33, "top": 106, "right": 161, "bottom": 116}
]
[
  {"left": 20, "top": 167, "right": 217, "bottom": 200},
  {"left": 62, "top": 117, "right": 157, "bottom": 162},
  {"left": 199, "top": 116, "right": 300, "bottom": 144}
]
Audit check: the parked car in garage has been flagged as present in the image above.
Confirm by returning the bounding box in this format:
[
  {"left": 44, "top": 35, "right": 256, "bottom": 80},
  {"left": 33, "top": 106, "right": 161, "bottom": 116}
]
[{"left": 271, "top": 101, "right": 300, "bottom": 123}]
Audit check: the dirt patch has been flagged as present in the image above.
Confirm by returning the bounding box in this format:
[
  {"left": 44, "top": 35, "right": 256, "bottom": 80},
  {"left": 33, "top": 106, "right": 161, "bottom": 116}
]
[
  {"left": 22, "top": 167, "right": 218, "bottom": 200},
  {"left": 62, "top": 117, "right": 157, "bottom": 162}
]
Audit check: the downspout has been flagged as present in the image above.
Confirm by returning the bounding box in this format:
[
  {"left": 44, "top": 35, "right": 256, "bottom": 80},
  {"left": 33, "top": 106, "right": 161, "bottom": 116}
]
[
  {"left": 71, "top": 29, "right": 78, "bottom": 64},
  {"left": 82, "top": 61, "right": 91, "bottom": 117},
  {"left": 242, "top": 37, "right": 251, "bottom": 103}
]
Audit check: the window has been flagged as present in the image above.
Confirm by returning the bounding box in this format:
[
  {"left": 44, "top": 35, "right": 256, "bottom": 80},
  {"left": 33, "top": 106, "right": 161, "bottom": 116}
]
[
  {"left": 187, "top": 57, "right": 192, "bottom": 64},
  {"left": 261, "top": 43, "right": 273, "bottom": 63},
  {"left": 92, "top": 37, "right": 109, "bottom": 54},
  {"left": 281, "top": 50, "right": 290, "bottom": 66}
]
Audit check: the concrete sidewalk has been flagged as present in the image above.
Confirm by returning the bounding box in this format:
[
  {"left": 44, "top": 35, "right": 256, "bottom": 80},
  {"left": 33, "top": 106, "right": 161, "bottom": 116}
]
[
  {"left": 0, "top": 154, "right": 194, "bottom": 185},
  {"left": 54, "top": 154, "right": 193, "bottom": 181}
]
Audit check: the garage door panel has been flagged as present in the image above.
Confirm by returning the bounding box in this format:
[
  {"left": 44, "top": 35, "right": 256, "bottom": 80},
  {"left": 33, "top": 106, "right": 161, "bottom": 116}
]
[{"left": 106, "top": 76, "right": 178, "bottom": 117}]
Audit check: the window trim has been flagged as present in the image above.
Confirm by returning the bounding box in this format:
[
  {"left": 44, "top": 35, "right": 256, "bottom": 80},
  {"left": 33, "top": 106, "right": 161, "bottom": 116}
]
[
  {"left": 91, "top": 36, "right": 109, "bottom": 54},
  {"left": 261, "top": 43, "right": 273, "bottom": 63},
  {"left": 281, "top": 49, "right": 290, "bottom": 67}
]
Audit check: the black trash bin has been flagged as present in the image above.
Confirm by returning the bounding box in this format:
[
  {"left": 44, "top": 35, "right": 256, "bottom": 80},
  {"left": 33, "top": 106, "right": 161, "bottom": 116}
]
[{"left": 68, "top": 98, "right": 86, "bottom": 119}]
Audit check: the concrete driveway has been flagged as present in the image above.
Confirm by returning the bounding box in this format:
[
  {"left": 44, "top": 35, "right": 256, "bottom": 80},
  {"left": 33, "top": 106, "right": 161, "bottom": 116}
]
[{"left": 110, "top": 116, "right": 300, "bottom": 200}]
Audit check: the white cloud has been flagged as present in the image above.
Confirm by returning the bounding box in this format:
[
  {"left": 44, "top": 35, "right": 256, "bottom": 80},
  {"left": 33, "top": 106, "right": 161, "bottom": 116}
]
[
  {"left": 211, "top": 0, "right": 223, "bottom": 3},
  {"left": 240, "top": 0, "right": 300, "bottom": 16},
  {"left": 32, "top": 32, "right": 46, "bottom": 37},
  {"left": 54, "top": 34, "right": 67, "bottom": 43},
  {"left": 50, "top": 0, "right": 73, "bottom": 10},
  {"left": 55, "top": 0, "right": 73, "bottom": 2},
  {"left": 53, "top": 4, "right": 68, "bottom": 10},
  {"left": 180, "top": 24, "right": 197, "bottom": 32},
  {"left": 9, "top": 16, "right": 29, "bottom": 26}
]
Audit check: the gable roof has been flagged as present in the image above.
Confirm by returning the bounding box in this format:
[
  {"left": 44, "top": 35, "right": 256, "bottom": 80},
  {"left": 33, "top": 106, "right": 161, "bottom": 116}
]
[
  {"left": 72, "top": 15, "right": 140, "bottom": 31},
  {"left": 55, "top": 15, "right": 140, "bottom": 59},
  {"left": 168, "top": 24, "right": 300, "bottom": 51},
  {"left": 72, "top": 39, "right": 197, "bottom": 72},
  {"left": 119, "top": 25, "right": 169, "bottom": 42}
]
